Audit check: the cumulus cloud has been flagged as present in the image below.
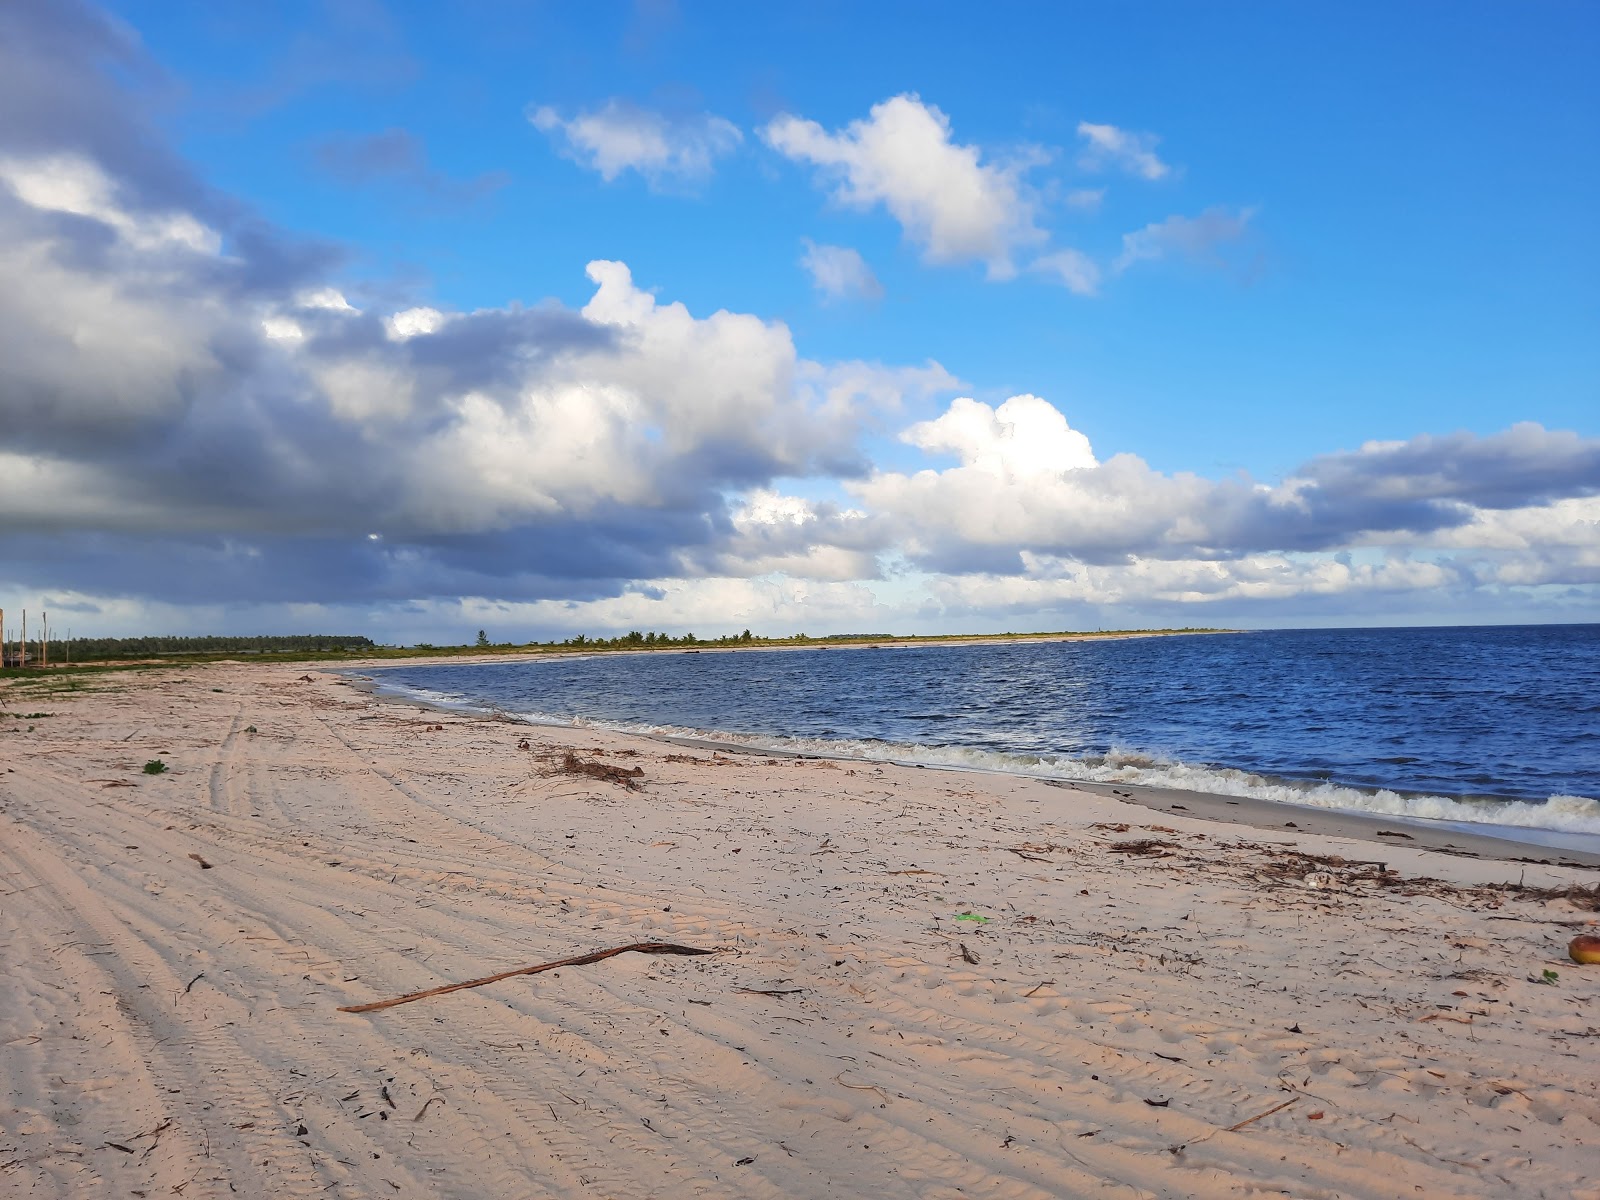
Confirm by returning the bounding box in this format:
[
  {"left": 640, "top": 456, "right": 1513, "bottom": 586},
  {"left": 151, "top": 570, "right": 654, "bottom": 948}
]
[
  {"left": 799, "top": 239, "right": 883, "bottom": 302},
  {"left": 763, "top": 94, "right": 1044, "bottom": 278},
  {"left": 0, "top": 5, "right": 959, "bottom": 608},
  {"left": 903, "top": 395, "right": 1098, "bottom": 476},
  {"left": 856, "top": 394, "right": 1600, "bottom": 574},
  {"left": 529, "top": 100, "right": 741, "bottom": 189},
  {"left": 1077, "top": 122, "right": 1170, "bottom": 180},
  {"left": 1116, "top": 206, "right": 1255, "bottom": 272}
]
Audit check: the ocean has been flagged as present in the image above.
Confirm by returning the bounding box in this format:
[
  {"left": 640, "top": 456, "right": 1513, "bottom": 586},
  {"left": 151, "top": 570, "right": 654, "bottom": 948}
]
[{"left": 359, "top": 624, "right": 1600, "bottom": 847}]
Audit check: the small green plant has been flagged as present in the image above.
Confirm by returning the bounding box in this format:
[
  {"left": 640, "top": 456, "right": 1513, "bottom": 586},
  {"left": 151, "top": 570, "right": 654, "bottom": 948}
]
[
  {"left": 143, "top": 759, "right": 168, "bottom": 775},
  {"left": 245, "top": 725, "right": 257, "bottom": 734}
]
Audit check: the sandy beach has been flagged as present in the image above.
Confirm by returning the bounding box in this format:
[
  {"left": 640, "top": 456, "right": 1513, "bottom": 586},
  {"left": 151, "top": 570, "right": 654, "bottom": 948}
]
[{"left": 2, "top": 660, "right": 1597, "bottom": 1200}]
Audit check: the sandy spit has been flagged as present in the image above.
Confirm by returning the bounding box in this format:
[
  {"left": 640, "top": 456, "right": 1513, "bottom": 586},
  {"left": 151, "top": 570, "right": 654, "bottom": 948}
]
[{"left": 1, "top": 661, "right": 1596, "bottom": 1199}]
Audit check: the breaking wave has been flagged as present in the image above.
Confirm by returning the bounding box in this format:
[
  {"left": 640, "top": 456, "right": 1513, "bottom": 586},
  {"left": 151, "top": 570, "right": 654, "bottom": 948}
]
[{"left": 363, "top": 677, "right": 1600, "bottom": 838}]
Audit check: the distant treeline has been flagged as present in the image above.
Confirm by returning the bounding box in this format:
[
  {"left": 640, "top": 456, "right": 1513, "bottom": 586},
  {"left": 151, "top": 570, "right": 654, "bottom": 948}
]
[
  {"left": 6, "top": 627, "right": 1234, "bottom": 670},
  {"left": 58, "top": 635, "right": 376, "bottom": 661},
  {"left": 477, "top": 627, "right": 1231, "bottom": 652}
]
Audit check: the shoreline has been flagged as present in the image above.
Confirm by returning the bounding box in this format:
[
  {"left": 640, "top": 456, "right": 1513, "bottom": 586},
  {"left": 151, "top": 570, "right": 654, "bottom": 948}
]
[
  {"left": 4, "top": 660, "right": 1596, "bottom": 1199},
  {"left": 347, "top": 658, "right": 1600, "bottom": 869}
]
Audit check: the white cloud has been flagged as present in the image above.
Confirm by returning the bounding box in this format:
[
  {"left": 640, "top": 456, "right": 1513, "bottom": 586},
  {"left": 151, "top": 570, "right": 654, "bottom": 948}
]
[
  {"left": 1065, "top": 187, "right": 1105, "bottom": 212},
  {"left": 1116, "top": 206, "right": 1255, "bottom": 272},
  {"left": 530, "top": 100, "right": 741, "bottom": 189},
  {"left": 261, "top": 315, "right": 304, "bottom": 341},
  {"left": 1030, "top": 247, "right": 1101, "bottom": 295},
  {"left": 0, "top": 153, "right": 220, "bottom": 253},
  {"left": 856, "top": 395, "right": 1600, "bottom": 577},
  {"left": 925, "top": 553, "right": 1467, "bottom": 612},
  {"left": 297, "top": 286, "right": 357, "bottom": 311},
  {"left": 763, "top": 94, "right": 1044, "bottom": 278},
  {"left": 712, "top": 489, "right": 878, "bottom": 581},
  {"left": 384, "top": 306, "right": 446, "bottom": 340},
  {"left": 799, "top": 239, "right": 883, "bottom": 302},
  {"left": 1076, "top": 122, "right": 1170, "bottom": 181},
  {"left": 902, "top": 395, "right": 1098, "bottom": 476}
]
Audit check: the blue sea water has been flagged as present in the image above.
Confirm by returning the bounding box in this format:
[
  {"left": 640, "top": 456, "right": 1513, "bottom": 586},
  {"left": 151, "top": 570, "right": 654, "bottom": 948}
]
[{"left": 360, "top": 625, "right": 1600, "bottom": 844}]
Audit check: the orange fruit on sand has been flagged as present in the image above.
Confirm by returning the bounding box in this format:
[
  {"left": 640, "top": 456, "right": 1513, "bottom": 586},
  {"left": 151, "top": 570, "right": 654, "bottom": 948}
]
[{"left": 1569, "top": 935, "right": 1600, "bottom": 965}]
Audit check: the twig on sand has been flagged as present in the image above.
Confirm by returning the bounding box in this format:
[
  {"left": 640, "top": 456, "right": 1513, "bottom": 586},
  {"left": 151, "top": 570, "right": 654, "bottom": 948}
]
[
  {"left": 1226, "top": 1096, "right": 1299, "bottom": 1132},
  {"left": 187, "top": 853, "right": 213, "bottom": 870},
  {"left": 1006, "top": 847, "right": 1053, "bottom": 862},
  {"left": 338, "top": 942, "right": 714, "bottom": 1013},
  {"left": 1171, "top": 1095, "right": 1300, "bottom": 1155},
  {"left": 737, "top": 987, "right": 805, "bottom": 997},
  {"left": 833, "top": 1072, "right": 892, "bottom": 1104}
]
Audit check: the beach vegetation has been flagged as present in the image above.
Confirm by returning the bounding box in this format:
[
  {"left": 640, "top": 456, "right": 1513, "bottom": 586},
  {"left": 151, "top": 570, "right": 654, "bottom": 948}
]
[
  {"left": 33, "top": 634, "right": 376, "bottom": 665},
  {"left": 143, "top": 759, "right": 168, "bottom": 774}
]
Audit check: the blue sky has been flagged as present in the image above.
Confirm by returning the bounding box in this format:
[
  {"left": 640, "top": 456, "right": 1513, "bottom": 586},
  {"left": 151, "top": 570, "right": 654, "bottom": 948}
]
[{"left": 1, "top": 0, "right": 1597, "bottom": 640}]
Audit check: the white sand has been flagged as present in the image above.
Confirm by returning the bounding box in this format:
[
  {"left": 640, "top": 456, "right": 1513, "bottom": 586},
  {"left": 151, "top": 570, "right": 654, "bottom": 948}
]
[{"left": 1, "top": 661, "right": 1596, "bottom": 1199}]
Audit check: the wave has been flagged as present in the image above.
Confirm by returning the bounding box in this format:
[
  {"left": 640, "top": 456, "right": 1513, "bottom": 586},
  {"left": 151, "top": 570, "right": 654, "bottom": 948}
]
[{"left": 363, "top": 678, "right": 1600, "bottom": 838}]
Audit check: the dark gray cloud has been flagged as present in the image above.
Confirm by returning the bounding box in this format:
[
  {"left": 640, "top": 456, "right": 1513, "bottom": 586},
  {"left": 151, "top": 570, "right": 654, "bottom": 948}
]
[
  {"left": 309, "top": 128, "right": 508, "bottom": 207},
  {"left": 0, "top": 1, "right": 193, "bottom": 212},
  {"left": 0, "top": 508, "right": 713, "bottom": 607},
  {"left": 1302, "top": 424, "right": 1600, "bottom": 511}
]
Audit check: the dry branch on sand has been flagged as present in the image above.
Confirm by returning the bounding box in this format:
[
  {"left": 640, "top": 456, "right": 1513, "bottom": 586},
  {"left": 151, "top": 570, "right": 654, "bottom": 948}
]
[
  {"left": 1108, "top": 839, "right": 1178, "bottom": 856},
  {"left": 528, "top": 752, "right": 646, "bottom": 790},
  {"left": 339, "top": 942, "right": 714, "bottom": 1013},
  {"left": 541, "top": 751, "right": 646, "bottom": 790}
]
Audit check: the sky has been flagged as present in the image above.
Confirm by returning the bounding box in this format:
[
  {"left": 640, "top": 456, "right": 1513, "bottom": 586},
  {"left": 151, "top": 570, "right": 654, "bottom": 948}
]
[{"left": 1, "top": 0, "right": 1597, "bottom": 644}]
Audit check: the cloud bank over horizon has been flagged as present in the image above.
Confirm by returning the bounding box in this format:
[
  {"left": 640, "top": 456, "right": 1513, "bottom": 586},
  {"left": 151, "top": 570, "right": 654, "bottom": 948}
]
[{"left": 0, "top": 1, "right": 1595, "bottom": 642}]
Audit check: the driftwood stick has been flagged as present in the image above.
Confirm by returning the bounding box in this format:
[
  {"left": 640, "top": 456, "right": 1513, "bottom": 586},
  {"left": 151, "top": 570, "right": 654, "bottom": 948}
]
[
  {"left": 338, "top": 942, "right": 714, "bottom": 1014},
  {"left": 1226, "top": 1096, "right": 1299, "bottom": 1132}
]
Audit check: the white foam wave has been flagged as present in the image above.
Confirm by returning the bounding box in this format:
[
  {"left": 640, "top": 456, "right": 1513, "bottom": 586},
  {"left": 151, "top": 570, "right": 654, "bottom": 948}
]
[{"left": 363, "top": 677, "right": 1600, "bottom": 838}]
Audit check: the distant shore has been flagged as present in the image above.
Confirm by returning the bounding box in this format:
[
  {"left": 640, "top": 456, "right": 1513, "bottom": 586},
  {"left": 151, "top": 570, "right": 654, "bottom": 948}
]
[{"left": 4, "top": 625, "right": 1240, "bottom": 674}]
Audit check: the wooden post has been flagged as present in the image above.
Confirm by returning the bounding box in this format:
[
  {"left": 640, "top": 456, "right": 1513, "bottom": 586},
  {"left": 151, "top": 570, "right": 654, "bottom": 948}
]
[
  {"left": 20, "top": 610, "right": 25, "bottom": 669},
  {"left": 41, "top": 611, "right": 47, "bottom": 669}
]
